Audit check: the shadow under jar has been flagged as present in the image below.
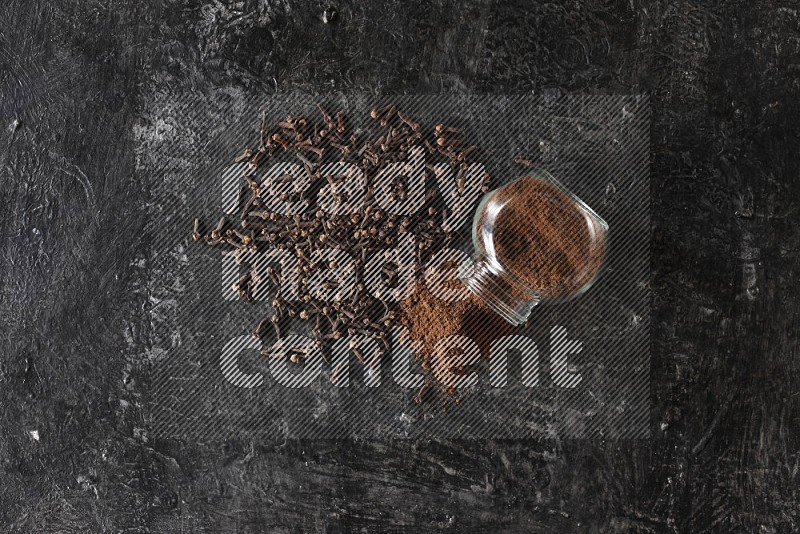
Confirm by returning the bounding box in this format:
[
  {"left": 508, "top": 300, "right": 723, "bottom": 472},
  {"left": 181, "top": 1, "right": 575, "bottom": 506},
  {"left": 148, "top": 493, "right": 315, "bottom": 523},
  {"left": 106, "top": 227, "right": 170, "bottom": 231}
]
[{"left": 459, "top": 169, "right": 609, "bottom": 326}]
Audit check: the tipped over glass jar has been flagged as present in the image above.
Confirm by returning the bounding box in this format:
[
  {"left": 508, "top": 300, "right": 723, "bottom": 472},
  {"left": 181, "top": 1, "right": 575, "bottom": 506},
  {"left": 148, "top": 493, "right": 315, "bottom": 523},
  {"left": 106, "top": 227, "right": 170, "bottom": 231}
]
[{"left": 459, "top": 169, "right": 609, "bottom": 326}]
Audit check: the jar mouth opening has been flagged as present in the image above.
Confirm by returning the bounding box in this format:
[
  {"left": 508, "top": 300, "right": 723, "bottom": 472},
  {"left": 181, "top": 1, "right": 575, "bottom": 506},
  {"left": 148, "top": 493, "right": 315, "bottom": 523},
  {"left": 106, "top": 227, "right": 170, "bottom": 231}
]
[
  {"left": 477, "top": 254, "right": 538, "bottom": 299},
  {"left": 458, "top": 257, "right": 539, "bottom": 326}
]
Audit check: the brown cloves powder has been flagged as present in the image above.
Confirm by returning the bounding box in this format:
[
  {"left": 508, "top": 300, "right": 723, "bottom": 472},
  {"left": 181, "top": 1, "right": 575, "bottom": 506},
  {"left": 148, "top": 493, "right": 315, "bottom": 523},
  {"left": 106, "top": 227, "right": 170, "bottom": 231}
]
[
  {"left": 400, "top": 282, "right": 516, "bottom": 384},
  {"left": 482, "top": 175, "right": 606, "bottom": 299}
]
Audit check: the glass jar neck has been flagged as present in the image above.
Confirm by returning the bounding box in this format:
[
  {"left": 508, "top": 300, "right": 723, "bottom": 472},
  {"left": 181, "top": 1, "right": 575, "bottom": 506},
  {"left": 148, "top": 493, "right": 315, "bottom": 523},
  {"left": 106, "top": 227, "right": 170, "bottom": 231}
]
[{"left": 459, "top": 255, "right": 540, "bottom": 326}]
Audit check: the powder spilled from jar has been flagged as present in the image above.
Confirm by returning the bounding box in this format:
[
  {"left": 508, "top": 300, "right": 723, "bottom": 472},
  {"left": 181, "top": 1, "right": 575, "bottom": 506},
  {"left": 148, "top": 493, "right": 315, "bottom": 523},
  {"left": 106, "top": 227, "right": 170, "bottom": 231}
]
[{"left": 399, "top": 282, "right": 516, "bottom": 395}]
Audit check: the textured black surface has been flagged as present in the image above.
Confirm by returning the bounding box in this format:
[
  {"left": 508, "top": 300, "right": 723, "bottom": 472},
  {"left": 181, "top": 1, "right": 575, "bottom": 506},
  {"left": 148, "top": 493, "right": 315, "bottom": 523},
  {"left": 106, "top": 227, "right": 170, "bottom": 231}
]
[{"left": 0, "top": 0, "right": 798, "bottom": 532}]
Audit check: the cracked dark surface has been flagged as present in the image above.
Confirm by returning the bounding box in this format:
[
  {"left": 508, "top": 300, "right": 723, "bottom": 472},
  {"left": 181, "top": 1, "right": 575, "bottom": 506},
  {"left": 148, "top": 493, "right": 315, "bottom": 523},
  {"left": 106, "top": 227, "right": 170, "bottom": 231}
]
[{"left": 1, "top": 0, "right": 799, "bottom": 531}]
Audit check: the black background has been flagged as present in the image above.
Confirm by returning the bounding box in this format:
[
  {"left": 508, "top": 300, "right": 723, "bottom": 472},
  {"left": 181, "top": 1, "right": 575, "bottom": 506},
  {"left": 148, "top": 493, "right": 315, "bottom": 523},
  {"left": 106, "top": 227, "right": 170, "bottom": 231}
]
[{"left": 1, "top": 0, "right": 798, "bottom": 532}]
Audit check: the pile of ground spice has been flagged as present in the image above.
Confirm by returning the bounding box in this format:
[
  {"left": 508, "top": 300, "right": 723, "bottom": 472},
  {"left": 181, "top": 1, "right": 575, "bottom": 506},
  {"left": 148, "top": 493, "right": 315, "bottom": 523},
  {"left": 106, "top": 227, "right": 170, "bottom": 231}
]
[
  {"left": 400, "top": 282, "right": 516, "bottom": 386},
  {"left": 483, "top": 175, "right": 607, "bottom": 299}
]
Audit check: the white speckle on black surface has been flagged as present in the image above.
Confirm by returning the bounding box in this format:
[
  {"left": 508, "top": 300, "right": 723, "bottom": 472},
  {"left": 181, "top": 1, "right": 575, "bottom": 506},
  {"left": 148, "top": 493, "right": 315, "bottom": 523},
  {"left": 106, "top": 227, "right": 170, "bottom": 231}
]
[{"left": 322, "top": 5, "right": 338, "bottom": 24}]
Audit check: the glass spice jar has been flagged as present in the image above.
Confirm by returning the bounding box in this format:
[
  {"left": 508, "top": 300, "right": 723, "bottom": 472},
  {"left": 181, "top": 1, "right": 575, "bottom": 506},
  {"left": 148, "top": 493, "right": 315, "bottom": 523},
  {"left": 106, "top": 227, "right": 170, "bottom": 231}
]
[{"left": 459, "top": 169, "right": 609, "bottom": 326}]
